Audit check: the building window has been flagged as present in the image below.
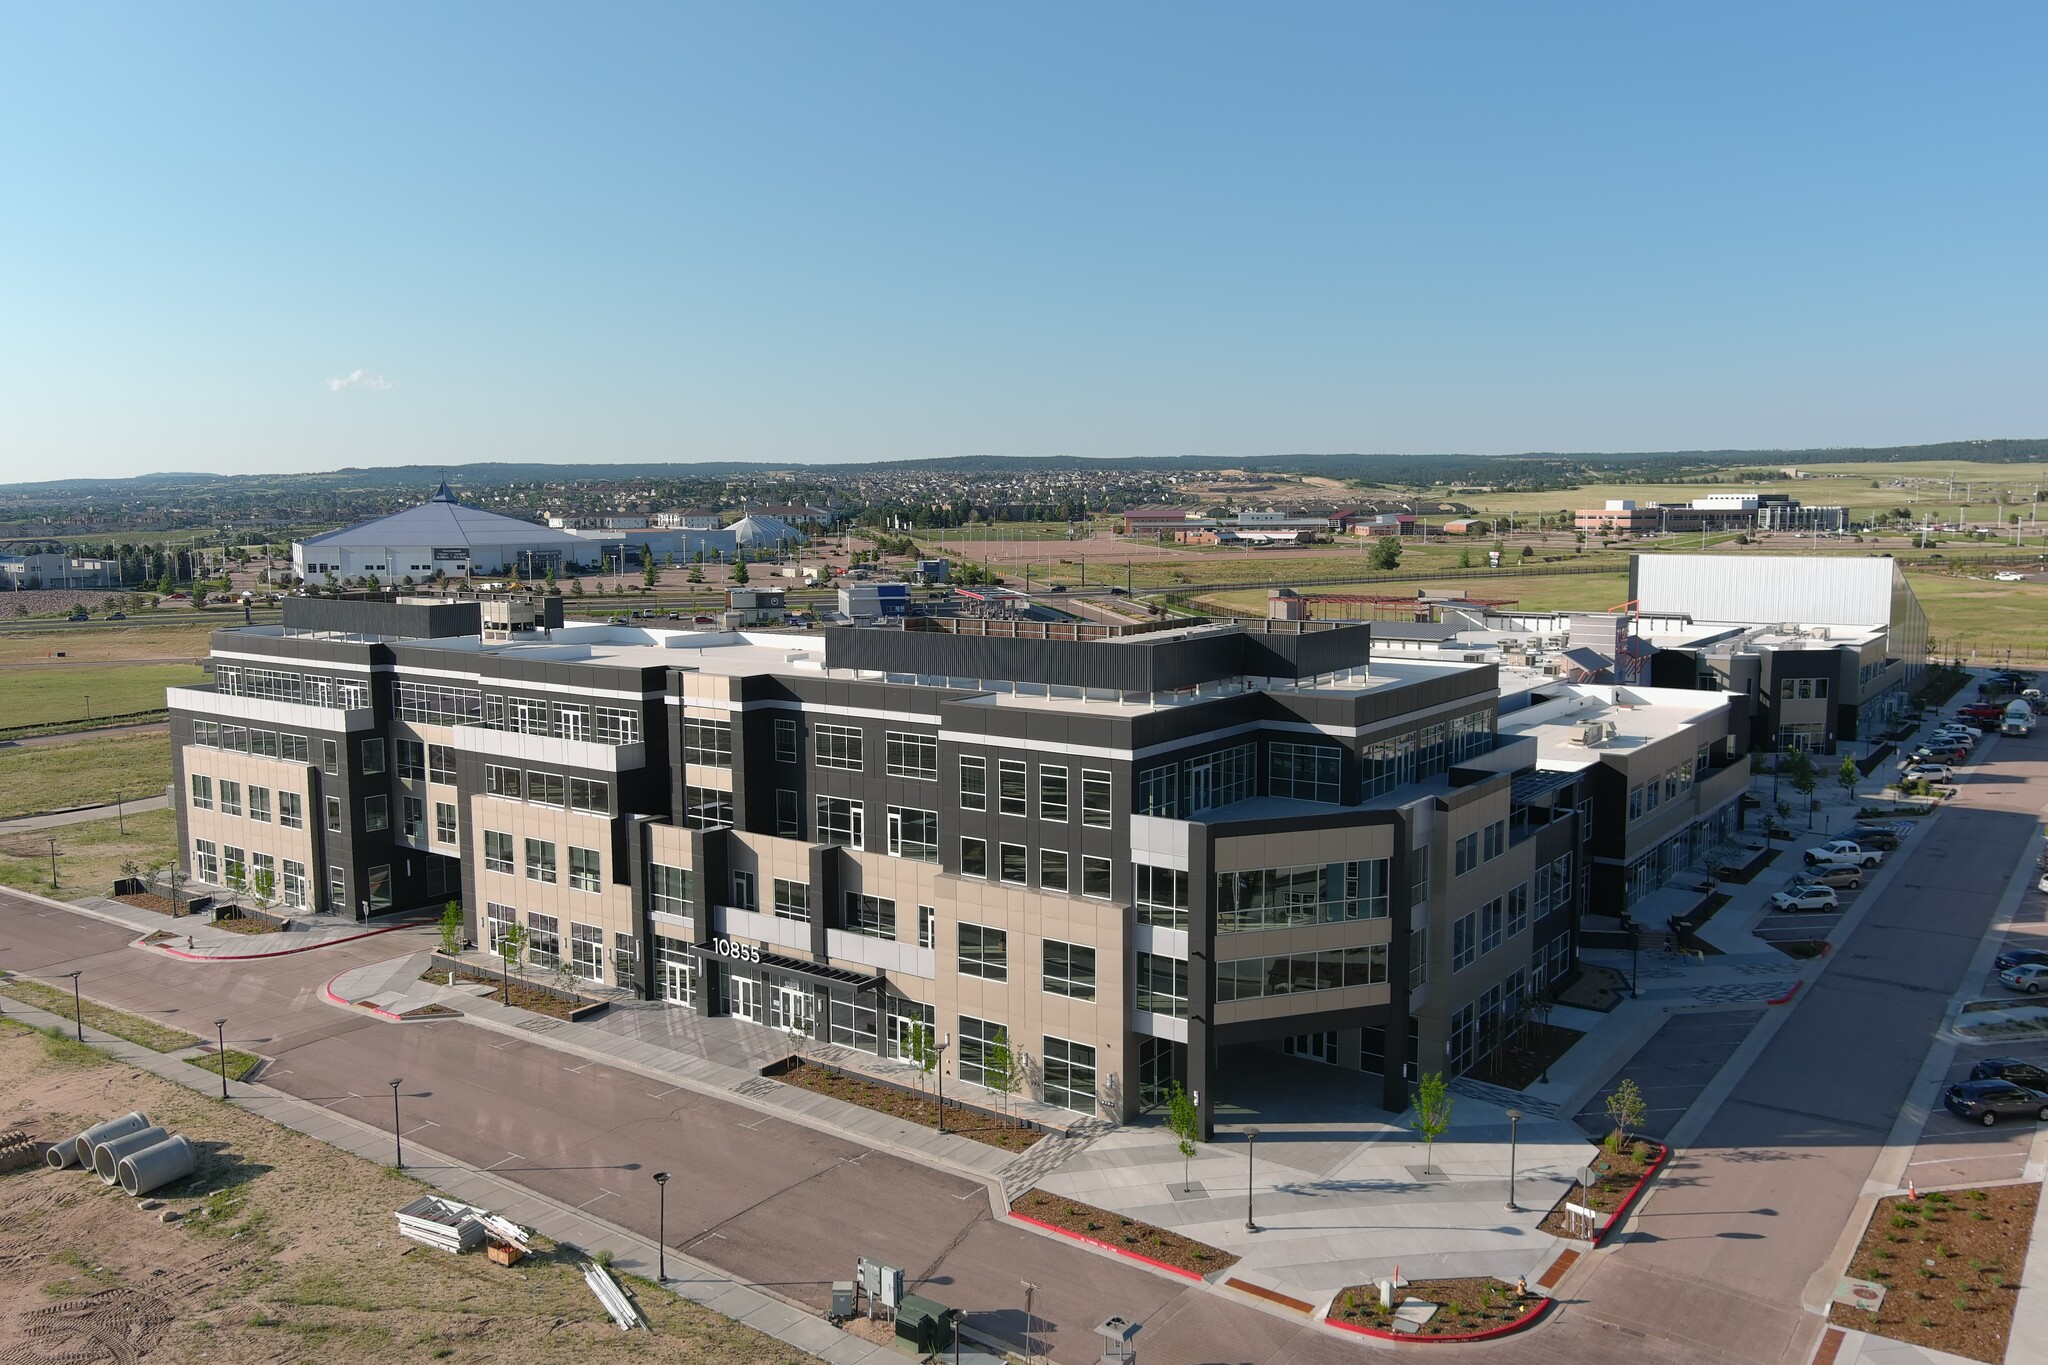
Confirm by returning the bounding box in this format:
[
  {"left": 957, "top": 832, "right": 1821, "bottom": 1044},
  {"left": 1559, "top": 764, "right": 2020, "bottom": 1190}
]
[
  {"left": 961, "top": 836, "right": 988, "bottom": 879},
  {"left": 279, "top": 791, "right": 304, "bottom": 830},
  {"left": 998, "top": 759, "right": 1027, "bottom": 816},
  {"left": 1454, "top": 832, "right": 1479, "bottom": 875},
  {"left": 918, "top": 905, "right": 936, "bottom": 950},
  {"left": 732, "top": 869, "right": 757, "bottom": 911},
  {"left": 360, "top": 739, "right": 385, "bottom": 775},
  {"left": 324, "top": 795, "right": 342, "bottom": 833},
  {"left": 221, "top": 726, "right": 248, "bottom": 754},
  {"left": 328, "top": 869, "right": 348, "bottom": 914},
  {"left": 1215, "top": 945, "right": 1389, "bottom": 1000},
  {"left": 321, "top": 738, "right": 339, "bottom": 776},
  {"left": 1215, "top": 859, "right": 1391, "bottom": 932},
  {"left": 367, "top": 864, "right": 392, "bottom": 911},
  {"left": 1507, "top": 883, "right": 1529, "bottom": 937},
  {"left": 400, "top": 795, "right": 424, "bottom": 840},
  {"left": 570, "top": 923, "right": 604, "bottom": 981},
  {"left": 1136, "top": 953, "right": 1189, "bottom": 1018},
  {"left": 553, "top": 704, "right": 590, "bottom": 742},
  {"left": 1134, "top": 865, "right": 1190, "bottom": 928},
  {"left": 886, "top": 732, "right": 938, "bottom": 780},
  {"left": 958, "top": 923, "right": 1008, "bottom": 980},
  {"left": 397, "top": 738, "right": 426, "bottom": 781},
  {"left": 485, "top": 765, "right": 521, "bottom": 799},
  {"left": 1480, "top": 896, "right": 1504, "bottom": 953},
  {"left": 194, "top": 839, "right": 218, "bottom": 883},
  {"left": 219, "top": 780, "right": 242, "bottom": 817},
  {"left": 959, "top": 755, "right": 987, "bottom": 810},
  {"left": 527, "top": 913, "right": 561, "bottom": 970},
  {"left": 247, "top": 786, "right": 272, "bottom": 824},
  {"left": 484, "top": 831, "right": 513, "bottom": 875},
  {"left": 250, "top": 730, "right": 279, "bottom": 759},
  {"left": 773, "top": 717, "right": 798, "bottom": 763},
  {"left": 1039, "top": 765, "right": 1068, "bottom": 822},
  {"left": 776, "top": 789, "right": 800, "bottom": 837},
  {"left": 684, "top": 718, "right": 733, "bottom": 768},
  {"left": 1039, "top": 849, "right": 1069, "bottom": 892},
  {"left": 597, "top": 706, "right": 640, "bottom": 746},
  {"left": 773, "top": 878, "right": 810, "bottom": 922},
  {"left": 844, "top": 892, "right": 896, "bottom": 940},
  {"left": 1268, "top": 742, "right": 1340, "bottom": 803},
  {"left": 524, "top": 838, "right": 557, "bottom": 884},
  {"left": 222, "top": 845, "right": 246, "bottom": 890},
  {"left": 816, "top": 723, "right": 864, "bottom": 771},
  {"left": 433, "top": 801, "right": 456, "bottom": 843},
  {"left": 650, "top": 865, "right": 693, "bottom": 917},
  {"left": 1082, "top": 855, "right": 1112, "bottom": 899},
  {"left": 684, "top": 785, "right": 734, "bottom": 829},
  {"left": 1042, "top": 940, "right": 1096, "bottom": 1000},
  {"left": 816, "top": 796, "right": 863, "bottom": 849},
  {"left": 194, "top": 721, "right": 219, "bottom": 748},
  {"left": 887, "top": 807, "right": 939, "bottom": 861},
  {"left": 1453, "top": 912, "right": 1476, "bottom": 970},
  {"left": 614, "top": 933, "right": 639, "bottom": 990},
  {"left": 999, "top": 843, "right": 1028, "bottom": 885},
  {"left": 281, "top": 859, "right": 307, "bottom": 909},
  {"left": 1081, "top": 770, "right": 1112, "bottom": 828},
  {"left": 957, "top": 1016, "right": 1002, "bottom": 1088},
  {"left": 569, "top": 846, "right": 602, "bottom": 893},
  {"left": 1042, "top": 1036, "right": 1097, "bottom": 1114},
  {"left": 362, "top": 794, "right": 388, "bottom": 832},
  {"left": 190, "top": 775, "right": 212, "bottom": 810},
  {"left": 282, "top": 733, "right": 310, "bottom": 764},
  {"left": 526, "top": 772, "right": 565, "bottom": 808}
]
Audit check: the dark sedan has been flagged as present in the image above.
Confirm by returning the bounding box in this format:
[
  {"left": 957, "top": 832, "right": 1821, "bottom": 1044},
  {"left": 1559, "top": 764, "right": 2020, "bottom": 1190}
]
[
  {"left": 1970, "top": 1058, "right": 2048, "bottom": 1089},
  {"left": 1845, "top": 827, "right": 1902, "bottom": 851},
  {"left": 1943, "top": 1079, "right": 2048, "bottom": 1126},
  {"left": 1995, "top": 947, "right": 2048, "bottom": 973}
]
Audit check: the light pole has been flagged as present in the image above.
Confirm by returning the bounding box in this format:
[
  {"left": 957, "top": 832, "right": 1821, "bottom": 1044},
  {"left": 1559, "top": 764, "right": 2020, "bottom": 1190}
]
[
  {"left": 388, "top": 1079, "right": 404, "bottom": 1169},
  {"left": 47, "top": 836, "right": 59, "bottom": 890},
  {"left": 1504, "top": 1108, "right": 1523, "bottom": 1212},
  {"left": 1244, "top": 1127, "right": 1261, "bottom": 1233},
  {"left": 62, "top": 971, "right": 83, "bottom": 1041},
  {"left": 935, "top": 1034, "right": 951, "bottom": 1135},
  {"left": 652, "top": 1171, "right": 670, "bottom": 1281},
  {"left": 115, "top": 789, "right": 125, "bottom": 835},
  {"left": 213, "top": 1018, "right": 228, "bottom": 1099},
  {"left": 1022, "top": 1280, "right": 1038, "bottom": 1364}
]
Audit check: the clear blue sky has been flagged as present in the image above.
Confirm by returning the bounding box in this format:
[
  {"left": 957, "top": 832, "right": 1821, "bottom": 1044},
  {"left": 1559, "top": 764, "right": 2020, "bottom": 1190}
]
[{"left": 3, "top": 3, "right": 2043, "bottom": 478}]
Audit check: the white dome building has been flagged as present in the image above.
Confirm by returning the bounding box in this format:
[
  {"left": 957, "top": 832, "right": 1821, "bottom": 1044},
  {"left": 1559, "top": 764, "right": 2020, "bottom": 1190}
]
[{"left": 293, "top": 483, "right": 594, "bottom": 583}]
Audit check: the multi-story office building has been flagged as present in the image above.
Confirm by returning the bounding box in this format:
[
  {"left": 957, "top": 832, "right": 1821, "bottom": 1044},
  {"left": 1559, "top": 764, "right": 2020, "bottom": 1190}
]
[{"left": 171, "top": 598, "right": 1600, "bottom": 1137}]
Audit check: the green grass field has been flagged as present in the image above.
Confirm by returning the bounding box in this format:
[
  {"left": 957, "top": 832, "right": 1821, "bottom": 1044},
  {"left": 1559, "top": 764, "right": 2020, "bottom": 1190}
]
[
  {"left": 0, "top": 731, "right": 173, "bottom": 821},
  {"left": 0, "top": 662, "right": 203, "bottom": 728},
  {"left": 1903, "top": 569, "right": 2048, "bottom": 659},
  {"left": 0, "top": 806, "right": 179, "bottom": 902}
]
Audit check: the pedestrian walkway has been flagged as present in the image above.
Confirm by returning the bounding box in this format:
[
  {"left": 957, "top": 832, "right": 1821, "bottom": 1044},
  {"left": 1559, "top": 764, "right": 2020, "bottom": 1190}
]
[
  {"left": 0, "top": 992, "right": 895, "bottom": 1365},
  {"left": 327, "top": 950, "right": 1101, "bottom": 1196},
  {"left": 0, "top": 793, "right": 170, "bottom": 833},
  {"left": 60, "top": 891, "right": 436, "bottom": 959}
]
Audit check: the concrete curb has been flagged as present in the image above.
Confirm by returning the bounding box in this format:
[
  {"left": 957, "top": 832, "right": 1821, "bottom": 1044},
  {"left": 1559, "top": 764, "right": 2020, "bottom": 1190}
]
[
  {"left": 6, "top": 883, "right": 432, "bottom": 961},
  {"left": 1591, "top": 1142, "right": 1669, "bottom": 1247},
  {"left": 1322, "top": 1294, "right": 1553, "bottom": 1344},
  {"left": 1006, "top": 1211, "right": 1205, "bottom": 1282}
]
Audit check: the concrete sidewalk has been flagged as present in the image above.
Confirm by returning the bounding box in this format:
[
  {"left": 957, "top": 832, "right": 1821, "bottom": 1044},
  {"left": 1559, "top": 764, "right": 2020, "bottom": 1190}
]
[
  {"left": 0, "top": 992, "right": 898, "bottom": 1365},
  {"left": 58, "top": 890, "right": 437, "bottom": 959},
  {"left": 0, "top": 793, "right": 170, "bottom": 833},
  {"left": 327, "top": 950, "right": 1103, "bottom": 1200}
]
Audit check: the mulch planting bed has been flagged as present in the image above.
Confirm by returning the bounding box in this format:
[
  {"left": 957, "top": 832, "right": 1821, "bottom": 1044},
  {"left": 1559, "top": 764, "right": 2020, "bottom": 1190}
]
[
  {"left": 1537, "top": 1138, "right": 1662, "bottom": 1240},
  {"left": 420, "top": 967, "right": 583, "bottom": 1020},
  {"left": 1331, "top": 1277, "right": 1535, "bottom": 1337},
  {"left": 776, "top": 1058, "right": 1043, "bottom": 1151},
  {"left": 215, "top": 915, "right": 283, "bottom": 935},
  {"left": 1829, "top": 1184, "right": 2037, "bottom": 1363},
  {"left": 1475, "top": 1023, "right": 1585, "bottom": 1090},
  {"left": 1714, "top": 846, "right": 1780, "bottom": 883},
  {"left": 116, "top": 892, "right": 190, "bottom": 917},
  {"left": 1012, "top": 1189, "right": 1237, "bottom": 1275}
]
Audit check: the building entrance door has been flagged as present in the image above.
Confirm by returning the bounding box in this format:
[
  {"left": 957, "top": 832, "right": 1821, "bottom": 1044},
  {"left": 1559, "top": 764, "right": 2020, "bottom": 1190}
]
[
  {"left": 661, "top": 959, "right": 696, "bottom": 1007},
  {"left": 727, "top": 973, "right": 761, "bottom": 1023},
  {"left": 769, "top": 981, "right": 812, "bottom": 1034}
]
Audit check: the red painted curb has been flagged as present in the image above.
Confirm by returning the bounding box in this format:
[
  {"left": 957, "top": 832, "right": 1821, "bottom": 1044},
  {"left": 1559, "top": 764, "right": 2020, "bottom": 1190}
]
[
  {"left": 1767, "top": 980, "right": 1804, "bottom": 1005},
  {"left": 1007, "top": 1212, "right": 1205, "bottom": 1281},
  {"left": 1592, "top": 1142, "right": 1669, "bottom": 1247},
  {"left": 150, "top": 919, "right": 426, "bottom": 961},
  {"left": 1323, "top": 1296, "right": 1552, "bottom": 1343},
  {"left": 321, "top": 973, "right": 406, "bottom": 1022}
]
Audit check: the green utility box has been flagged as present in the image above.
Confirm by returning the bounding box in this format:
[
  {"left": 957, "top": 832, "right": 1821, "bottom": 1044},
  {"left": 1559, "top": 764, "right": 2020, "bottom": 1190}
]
[{"left": 894, "top": 1294, "right": 957, "bottom": 1354}]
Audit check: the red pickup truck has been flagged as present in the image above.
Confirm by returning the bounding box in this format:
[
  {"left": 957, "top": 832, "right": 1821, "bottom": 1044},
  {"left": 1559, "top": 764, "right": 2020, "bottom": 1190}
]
[{"left": 1958, "top": 703, "right": 2006, "bottom": 720}]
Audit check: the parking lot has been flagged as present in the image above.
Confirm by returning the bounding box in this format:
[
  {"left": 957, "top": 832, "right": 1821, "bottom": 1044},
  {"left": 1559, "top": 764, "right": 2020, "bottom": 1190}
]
[{"left": 1750, "top": 821, "right": 1914, "bottom": 951}]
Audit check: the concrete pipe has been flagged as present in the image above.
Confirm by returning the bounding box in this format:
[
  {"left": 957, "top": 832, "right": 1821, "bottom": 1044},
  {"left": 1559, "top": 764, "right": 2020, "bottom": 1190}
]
[
  {"left": 92, "top": 1126, "right": 169, "bottom": 1184},
  {"left": 47, "top": 1142, "right": 79, "bottom": 1169},
  {"left": 69, "top": 1112, "right": 151, "bottom": 1169},
  {"left": 119, "top": 1135, "right": 195, "bottom": 1198}
]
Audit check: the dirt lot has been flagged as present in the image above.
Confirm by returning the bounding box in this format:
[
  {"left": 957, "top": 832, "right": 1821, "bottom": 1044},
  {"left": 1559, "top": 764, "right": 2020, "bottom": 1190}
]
[{"left": 0, "top": 1022, "right": 816, "bottom": 1364}]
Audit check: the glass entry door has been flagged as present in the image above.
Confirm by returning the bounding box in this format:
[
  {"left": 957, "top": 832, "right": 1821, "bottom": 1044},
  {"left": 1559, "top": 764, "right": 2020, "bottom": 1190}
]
[
  {"left": 661, "top": 958, "right": 696, "bottom": 1007},
  {"left": 769, "top": 981, "right": 813, "bottom": 1034},
  {"left": 726, "top": 973, "right": 762, "bottom": 1022}
]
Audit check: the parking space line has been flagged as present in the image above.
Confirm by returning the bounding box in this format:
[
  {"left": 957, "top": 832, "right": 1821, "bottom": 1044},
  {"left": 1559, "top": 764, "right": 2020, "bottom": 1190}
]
[{"left": 1908, "top": 1152, "right": 2023, "bottom": 1165}]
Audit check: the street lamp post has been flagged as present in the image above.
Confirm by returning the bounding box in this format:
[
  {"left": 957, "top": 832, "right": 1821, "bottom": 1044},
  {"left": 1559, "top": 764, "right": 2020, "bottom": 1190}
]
[
  {"left": 1504, "top": 1108, "right": 1523, "bottom": 1212},
  {"left": 213, "top": 1018, "right": 228, "bottom": 1099},
  {"left": 47, "top": 836, "right": 59, "bottom": 890},
  {"left": 1244, "top": 1128, "right": 1261, "bottom": 1233},
  {"left": 62, "top": 971, "right": 83, "bottom": 1041},
  {"left": 388, "top": 1079, "right": 404, "bottom": 1169},
  {"left": 652, "top": 1171, "right": 670, "bottom": 1281},
  {"left": 1022, "top": 1280, "right": 1038, "bottom": 1365}
]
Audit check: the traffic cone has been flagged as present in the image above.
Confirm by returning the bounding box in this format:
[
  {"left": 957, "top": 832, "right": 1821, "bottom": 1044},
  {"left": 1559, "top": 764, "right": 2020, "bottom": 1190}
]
[{"left": 1908, "top": 1180, "right": 1918, "bottom": 1201}]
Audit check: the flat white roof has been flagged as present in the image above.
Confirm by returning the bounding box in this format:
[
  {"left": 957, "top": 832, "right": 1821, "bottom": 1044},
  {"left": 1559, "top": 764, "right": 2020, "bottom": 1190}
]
[{"left": 1501, "top": 681, "right": 1733, "bottom": 767}]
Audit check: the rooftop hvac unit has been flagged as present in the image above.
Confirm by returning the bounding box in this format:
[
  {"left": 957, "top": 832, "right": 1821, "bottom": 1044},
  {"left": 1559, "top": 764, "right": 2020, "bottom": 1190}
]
[
  {"left": 1574, "top": 720, "right": 1615, "bottom": 747},
  {"left": 1811, "top": 626, "right": 1831, "bottom": 640}
]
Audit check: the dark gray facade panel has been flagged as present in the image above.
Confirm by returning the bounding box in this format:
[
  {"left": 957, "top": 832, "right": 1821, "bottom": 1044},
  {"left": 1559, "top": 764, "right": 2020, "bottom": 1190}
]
[{"left": 284, "top": 597, "right": 483, "bottom": 639}]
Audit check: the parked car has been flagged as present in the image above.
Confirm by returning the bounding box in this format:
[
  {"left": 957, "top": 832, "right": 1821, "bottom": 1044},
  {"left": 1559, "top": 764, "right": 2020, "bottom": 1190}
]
[
  {"left": 106, "top": 611, "right": 126, "bottom": 620},
  {"left": 1908, "top": 746, "right": 1968, "bottom": 766},
  {"left": 1901, "top": 764, "right": 1955, "bottom": 784},
  {"left": 1801, "top": 866, "right": 1864, "bottom": 890},
  {"left": 1804, "top": 840, "right": 1882, "bottom": 868},
  {"left": 1959, "top": 704, "right": 2006, "bottom": 721},
  {"left": 1844, "top": 826, "right": 1902, "bottom": 851},
  {"left": 1970, "top": 1058, "right": 2048, "bottom": 1088},
  {"left": 1930, "top": 727, "right": 1977, "bottom": 747},
  {"left": 1999, "top": 963, "right": 2048, "bottom": 994},
  {"left": 1996, "top": 947, "right": 2048, "bottom": 972},
  {"left": 1771, "top": 884, "right": 1840, "bottom": 913},
  {"left": 1943, "top": 1079, "right": 2048, "bottom": 1126},
  {"left": 1994, "top": 571, "right": 2026, "bottom": 582}
]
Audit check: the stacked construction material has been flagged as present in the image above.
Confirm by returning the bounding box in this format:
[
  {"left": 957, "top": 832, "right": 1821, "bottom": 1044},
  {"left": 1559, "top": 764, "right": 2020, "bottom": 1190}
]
[
  {"left": 45, "top": 1112, "right": 198, "bottom": 1196},
  {"left": 394, "top": 1196, "right": 487, "bottom": 1254},
  {"left": 0, "top": 1129, "right": 42, "bottom": 1173},
  {"left": 585, "top": 1260, "right": 643, "bottom": 1331}
]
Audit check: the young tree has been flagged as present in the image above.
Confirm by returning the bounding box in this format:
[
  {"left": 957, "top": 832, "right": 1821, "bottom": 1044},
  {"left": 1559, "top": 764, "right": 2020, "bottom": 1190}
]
[
  {"left": 1410, "top": 1071, "right": 1454, "bottom": 1174},
  {"left": 1605, "top": 1077, "right": 1648, "bottom": 1151},
  {"left": 1837, "top": 753, "right": 1860, "bottom": 804},
  {"left": 544, "top": 564, "right": 557, "bottom": 592},
  {"left": 641, "top": 546, "right": 657, "bottom": 588},
  {"left": 984, "top": 1028, "right": 1019, "bottom": 1119},
  {"left": 907, "top": 1020, "right": 939, "bottom": 1103},
  {"left": 1166, "top": 1080, "right": 1200, "bottom": 1192},
  {"left": 1787, "top": 747, "right": 1819, "bottom": 824},
  {"left": 495, "top": 923, "right": 527, "bottom": 1003},
  {"left": 732, "top": 559, "right": 750, "bottom": 585},
  {"left": 439, "top": 900, "right": 465, "bottom": 957},
  {"left": 571, "top": 577, "right": 585, "bottom": 596}
]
